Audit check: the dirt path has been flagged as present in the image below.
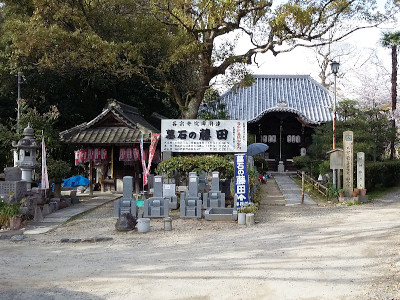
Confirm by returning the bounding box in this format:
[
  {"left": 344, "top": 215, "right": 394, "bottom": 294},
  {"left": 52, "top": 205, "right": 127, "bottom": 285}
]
[{"left": 1, "top": 184, "right": 400, "bottom": 300}]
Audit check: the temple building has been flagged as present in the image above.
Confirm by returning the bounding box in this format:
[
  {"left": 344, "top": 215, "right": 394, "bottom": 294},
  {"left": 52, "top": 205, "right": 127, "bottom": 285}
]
[
  {"left": 60, "top": 99, "right": 160, "bottom": 194},
  {"left": 220, "top": 75, "right": 333, "bottom": 170}
]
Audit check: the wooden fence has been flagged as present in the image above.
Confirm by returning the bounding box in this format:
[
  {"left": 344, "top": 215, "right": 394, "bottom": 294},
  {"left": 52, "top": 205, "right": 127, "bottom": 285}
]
[{"left": 296, "top": 171, "right": 329, "bottom": 200}]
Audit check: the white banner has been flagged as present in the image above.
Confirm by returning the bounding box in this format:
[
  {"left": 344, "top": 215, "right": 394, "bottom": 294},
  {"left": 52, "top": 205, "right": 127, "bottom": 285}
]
[{"left": 161, "top": 119, "right": 247, "bottom": 153}]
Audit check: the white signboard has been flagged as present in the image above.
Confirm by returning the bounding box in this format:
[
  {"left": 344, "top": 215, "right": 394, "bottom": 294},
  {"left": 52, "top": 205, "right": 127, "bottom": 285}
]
[{"left": 161, "top": 119, "right": 247, "bottom": 153}]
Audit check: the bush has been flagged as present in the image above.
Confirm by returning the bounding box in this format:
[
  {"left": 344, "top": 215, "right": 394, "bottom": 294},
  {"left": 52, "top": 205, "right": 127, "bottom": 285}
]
[
  {"left": 0, "top": 202, "right": 21, "bottom": 228},
  {"left": 253, "top": 156, "right": 268, "bottom": 173},
  {"left": 237, "top": 203, "right": 258, "bottom": 214},
  {"left": 293, "top": 156, "right": 311, "bottom": 171},
  {"left": 365, "top": 160, "right": 400, "bottom": 190},
  {"left": 319, "top": 160, "right": 330, "bottom": 176},
  {"left": 155, "top": 155, "right": 234, "bottom": 179}
]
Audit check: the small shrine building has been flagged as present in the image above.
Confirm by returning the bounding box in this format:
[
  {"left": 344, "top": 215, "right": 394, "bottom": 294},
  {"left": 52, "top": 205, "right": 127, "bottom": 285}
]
[{"left": 60, "top": 99, "right": 160, "bottom": 194}]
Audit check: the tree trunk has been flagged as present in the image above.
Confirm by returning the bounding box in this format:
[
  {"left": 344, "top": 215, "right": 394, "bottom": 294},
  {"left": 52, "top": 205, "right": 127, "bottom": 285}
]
[
  {"left": 390, "top": 45, "right": 397, "bottom": 160},
  {"left": 180, "top": 91, "right": 207, "bottom": 119}
]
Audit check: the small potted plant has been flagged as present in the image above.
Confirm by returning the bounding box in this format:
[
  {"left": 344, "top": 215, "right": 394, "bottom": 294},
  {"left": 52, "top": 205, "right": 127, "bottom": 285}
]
[
  {"left": 352, "top": 189, "right": 359, "bottom": 197},
  {"left": 337, "top": 189, "right": 345, "bottom": 198},
  {"left": 237, "top": 203, "right": 258, "bottom": 225},
  {"left": 8, "top": 204, "right": 22, "bottom": 230},
  {"left": 0, "top": 203, "right": 22, "bottom": 230}
]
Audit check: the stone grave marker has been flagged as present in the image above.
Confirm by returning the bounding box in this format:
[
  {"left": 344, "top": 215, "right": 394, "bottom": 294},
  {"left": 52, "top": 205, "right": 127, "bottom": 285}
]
[
  {"left": 180, "top": 172, "right": 202, "bottom": 218},
  {"left": 4, "top": 167, "right": 22, "bottom": 181},
  {"left": 114, "top": 176, "right": 136, "bottom": 218},
  {"left": 163, "top": 183, "right": 178, "bottom": 209},
  {"left": 203, "top": 171, "right": 225, "bottom": 209},
  {"left": 144, "top": 175, "right": 169, "bottom": 218}
]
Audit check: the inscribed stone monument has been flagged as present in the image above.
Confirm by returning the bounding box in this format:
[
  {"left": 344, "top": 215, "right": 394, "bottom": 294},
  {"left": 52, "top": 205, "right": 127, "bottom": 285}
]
[
  {"left": 343, "top": 131, "right": 354, "bottom": 197},
  {"left": 357, "top": 152, "right": 365, "bottom": 190}
]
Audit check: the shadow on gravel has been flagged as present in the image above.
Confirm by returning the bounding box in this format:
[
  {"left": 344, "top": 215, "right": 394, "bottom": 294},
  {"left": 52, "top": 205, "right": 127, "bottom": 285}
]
[{"left": 0, "top": 288, "right": 104, "bottom": 300}]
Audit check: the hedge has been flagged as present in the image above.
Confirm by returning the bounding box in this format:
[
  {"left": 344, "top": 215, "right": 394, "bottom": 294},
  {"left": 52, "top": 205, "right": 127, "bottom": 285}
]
[
  {"left": 155, "top": 155, "right": 234, "bottom": 179},
  {"left": 365, "top": 160, "right": 400, "bottom": 190}
]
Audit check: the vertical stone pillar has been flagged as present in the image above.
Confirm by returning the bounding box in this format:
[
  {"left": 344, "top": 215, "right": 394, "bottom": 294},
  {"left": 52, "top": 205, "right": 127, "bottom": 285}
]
[
  {"left": 343, "top": 131, "right": 354, "bottom": 197},
  {"left": 211, "top": 171, "right": 220, "bottom": 191},
  {"left": 357, "top": 152, "right": 365, "bottom": 190},
  {"left": 153, "top": 175, "right": 163, "bottom": 198},
  {"left": 122, "top": 176, "right": 134, "bottom": 199}
]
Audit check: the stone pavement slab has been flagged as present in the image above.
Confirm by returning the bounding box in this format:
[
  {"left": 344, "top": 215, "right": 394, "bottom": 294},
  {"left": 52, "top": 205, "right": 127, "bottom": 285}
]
[
  {"left": 274, "top": 175, "right": 316, "bottom": 205},
  {"left": 24, "top": 195, "right": 120, "bottom": 235},
  {"left": 259, "top": 177, "right": 286, "bottom": 206}
]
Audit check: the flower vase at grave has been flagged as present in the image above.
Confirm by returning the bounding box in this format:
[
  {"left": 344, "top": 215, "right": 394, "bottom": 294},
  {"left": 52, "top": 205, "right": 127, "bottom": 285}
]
[
  {"left": 246, "top": 213, "right": 255, "bottom": 226},
  {"left": 238, "top": 213, "right": 246, "bottom": 225}
]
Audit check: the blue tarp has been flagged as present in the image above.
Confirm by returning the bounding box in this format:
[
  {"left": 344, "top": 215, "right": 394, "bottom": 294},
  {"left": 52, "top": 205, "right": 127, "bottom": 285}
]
[{"left": 62, "top": 175, "right": 90, "bottom": 187}]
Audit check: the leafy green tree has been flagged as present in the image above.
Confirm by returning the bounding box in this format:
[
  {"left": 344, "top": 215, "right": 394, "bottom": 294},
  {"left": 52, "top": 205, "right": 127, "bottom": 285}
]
[
  {"left": 308, "top": 100, "right": 395, "bottom": 162},
  {"left": 0, "top": 0, "right": 387, "bottom": 119},
  {"left": 0, "top": 99, "right": 68, "bottom": 172},
  {"left": 198, "top": 88, "right": 228, "bottom": 120},
  {"left": 381, "top": 31, "right": 400, "bottom": 159},
  {"left": 0, "top": 1, "right": 178, "bottom": 132}
]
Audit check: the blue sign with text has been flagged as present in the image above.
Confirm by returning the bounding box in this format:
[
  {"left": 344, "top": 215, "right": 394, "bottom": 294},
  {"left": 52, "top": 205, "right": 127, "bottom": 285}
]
[{"left": 234, "top": 154, "right": 249, "bottom": 208}]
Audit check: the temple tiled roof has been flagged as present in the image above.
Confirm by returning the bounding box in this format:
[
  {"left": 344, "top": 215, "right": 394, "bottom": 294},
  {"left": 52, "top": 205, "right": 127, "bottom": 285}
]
[
  {"left": 220, "top": 75, "right": 334, "bottom": 125},
  {"left": 60, "top": 100, "right": 160, "bottom": 145}
]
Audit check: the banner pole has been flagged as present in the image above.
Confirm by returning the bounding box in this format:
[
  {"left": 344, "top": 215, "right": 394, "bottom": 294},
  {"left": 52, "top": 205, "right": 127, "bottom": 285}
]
[{"left": 141, "top": 134, "right": 145, "bottom": 199}]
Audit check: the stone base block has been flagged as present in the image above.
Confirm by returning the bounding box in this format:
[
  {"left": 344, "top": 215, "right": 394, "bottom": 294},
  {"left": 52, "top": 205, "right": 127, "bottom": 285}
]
[
  {"left": 278, "top": 161, "right": 285, "bottom": 173},
  {"left": 204, "top": 208, "right": 237, "bottom": 221},
  {"left": 151, "top": 208, "right": 161, "bottom": 217},
  {"left": 358, "top": 195, "right": 369, "bottom": 203}
]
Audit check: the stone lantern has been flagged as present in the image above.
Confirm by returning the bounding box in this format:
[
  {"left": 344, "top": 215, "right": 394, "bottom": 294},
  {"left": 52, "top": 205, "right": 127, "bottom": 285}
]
[{"left": 12, "top": 124, "right": 40, "bottom": 190}]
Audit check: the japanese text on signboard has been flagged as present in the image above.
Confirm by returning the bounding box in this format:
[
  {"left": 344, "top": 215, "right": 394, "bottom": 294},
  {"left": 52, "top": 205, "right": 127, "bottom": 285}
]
[
  {"left": 161, "top": 120, "right": 247, "bottom": 153},
  {"left": 235, "top": 154, "right": 249, "bottom": 208}
]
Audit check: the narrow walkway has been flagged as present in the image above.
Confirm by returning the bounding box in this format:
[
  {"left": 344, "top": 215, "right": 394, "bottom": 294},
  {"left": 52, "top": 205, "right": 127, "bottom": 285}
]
[
  {"left": 274, "top": 175, "right": 317, "bottom": 205},
  {"left": 23, "top": 194, "right": 120, "bottom": 235},
  {"left": 259, "top": 177, "right": 285, "bottom": 206}
]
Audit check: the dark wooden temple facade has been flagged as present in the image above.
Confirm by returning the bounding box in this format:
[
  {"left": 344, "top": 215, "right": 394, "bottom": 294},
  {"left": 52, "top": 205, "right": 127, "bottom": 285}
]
[{"left": 220, "top": 75, "right": 333, "bottom": 171}]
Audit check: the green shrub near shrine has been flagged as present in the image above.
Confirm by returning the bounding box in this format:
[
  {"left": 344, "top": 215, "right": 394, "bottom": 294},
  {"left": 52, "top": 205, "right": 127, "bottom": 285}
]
[
  {"left": 365, "top": 160, "right": 400, "bottom": 190},
  {"left": 155, "top": 155, "right": 234, "bottom": 179}
]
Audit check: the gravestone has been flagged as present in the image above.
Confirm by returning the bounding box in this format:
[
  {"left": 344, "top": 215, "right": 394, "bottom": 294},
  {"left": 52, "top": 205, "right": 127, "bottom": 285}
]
[
  {"left": 343, "top": 131, "right": 354, "bottom": 197},
  {"left": 33, "top": 206, "right": 43, "bottom": 222},
  {"left": 0, "top": 167, "right": 27, "bottom": 203},
  {"left": 203, "top": 171, "right": 225, "bottom": 209},
  {"left": 144, "top": 175, "right": 169, "bottom": 218},
  {"left": 198, "top": 171, "right": 208, "bottom": 193},
  {"left": 4, "top": 167, "right": 22, "bottom": 181},
  {"left": 163, "top": 183, "right": 178, "bottom": 209},
  {"left": 114, "top": 176, "right": 137, "bottom": 218},
  {"left": 180, "top": 172, "right": 202, "bottom": 218}
]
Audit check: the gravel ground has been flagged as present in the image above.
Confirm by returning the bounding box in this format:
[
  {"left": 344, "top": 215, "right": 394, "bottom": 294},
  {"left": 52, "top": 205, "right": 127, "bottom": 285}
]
[{"left": 1, "top": 185, "right": 400, "bottom": 300}]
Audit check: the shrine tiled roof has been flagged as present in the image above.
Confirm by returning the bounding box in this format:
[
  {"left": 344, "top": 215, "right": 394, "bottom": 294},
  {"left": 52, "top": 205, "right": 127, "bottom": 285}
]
[
  {"left": 220, "top": 75, "right": 334, "bottom": 125},
  {"left": 60, "top": 100, "right": 160, "bottom": 145}
]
